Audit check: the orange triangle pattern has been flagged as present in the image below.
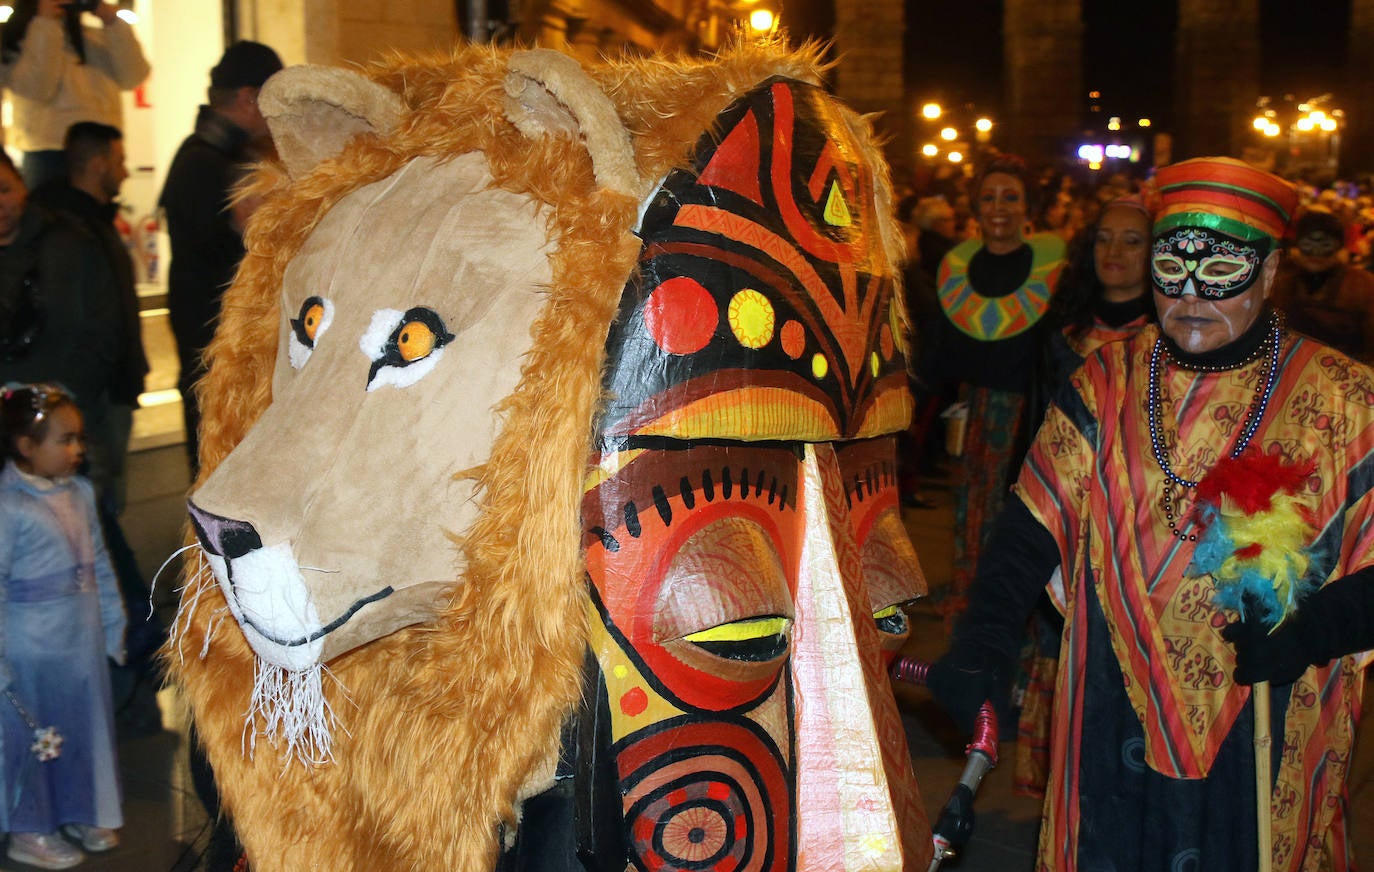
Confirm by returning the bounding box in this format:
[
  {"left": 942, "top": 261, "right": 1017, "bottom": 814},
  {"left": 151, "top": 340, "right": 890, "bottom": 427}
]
[{"left": 698, "top": 110, "right": 764, "bottom": 205}]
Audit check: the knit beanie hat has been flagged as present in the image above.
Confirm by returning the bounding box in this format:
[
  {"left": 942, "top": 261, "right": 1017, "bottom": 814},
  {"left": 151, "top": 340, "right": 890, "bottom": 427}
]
[{"left": 210, "top": 41, "right": 284, "bottom": 90}]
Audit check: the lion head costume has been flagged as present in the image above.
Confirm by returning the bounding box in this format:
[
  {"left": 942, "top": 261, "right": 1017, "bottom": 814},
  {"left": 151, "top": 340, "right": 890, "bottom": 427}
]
[{"left": 169, "top": 41, "right": 932, "bottom": 871}]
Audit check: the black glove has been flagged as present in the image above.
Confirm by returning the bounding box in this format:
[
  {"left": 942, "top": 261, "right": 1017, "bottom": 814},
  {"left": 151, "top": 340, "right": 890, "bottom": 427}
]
[
  {"left": 926, "top": 649, "right": 1008, "bottom": 736},
  {"left": 1221, "top": 614, "right": 1314, "bottom": 686}
]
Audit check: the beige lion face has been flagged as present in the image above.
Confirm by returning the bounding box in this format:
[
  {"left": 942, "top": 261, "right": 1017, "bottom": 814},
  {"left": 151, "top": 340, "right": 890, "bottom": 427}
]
[{"left": 188, "top": 152, "right": 554, "bottom": 671}]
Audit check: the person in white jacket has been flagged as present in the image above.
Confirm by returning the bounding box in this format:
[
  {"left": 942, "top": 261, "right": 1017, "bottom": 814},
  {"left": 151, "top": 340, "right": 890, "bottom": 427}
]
[{"left": 0, "top": 0, "right": 149, "bottom": 189}]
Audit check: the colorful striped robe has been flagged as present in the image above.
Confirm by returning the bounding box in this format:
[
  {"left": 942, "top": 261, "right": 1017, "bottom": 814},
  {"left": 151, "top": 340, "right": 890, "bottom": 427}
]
[{"left": 1016, "top": 323, "right": 1374, "bottom": 871}]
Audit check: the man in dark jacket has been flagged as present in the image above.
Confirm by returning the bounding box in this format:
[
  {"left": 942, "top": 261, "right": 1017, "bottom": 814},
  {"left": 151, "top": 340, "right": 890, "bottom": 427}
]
[
  {"left": 159, "top": 40, "right": 281, "bottom": 473},
  {"left": 0, "top": 148, "right": 121, "bottom": 475},
  {"left": 31, "top": 121, "right": 148, "bottom": 507},
  {"left": 1268, "top": 208, "right": 1374, "bottom": 363}
]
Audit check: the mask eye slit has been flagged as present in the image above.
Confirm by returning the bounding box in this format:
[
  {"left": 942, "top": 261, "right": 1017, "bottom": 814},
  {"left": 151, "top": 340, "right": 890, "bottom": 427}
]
[
  {"left": 874, "top": 603, "right": 911, "bottom": 636},
  {"left": 1152, "top": 255, "right": 1187, "bottom": 279},
  {"left": 683, "top": 616, "right": 790, "bottom": 662}
]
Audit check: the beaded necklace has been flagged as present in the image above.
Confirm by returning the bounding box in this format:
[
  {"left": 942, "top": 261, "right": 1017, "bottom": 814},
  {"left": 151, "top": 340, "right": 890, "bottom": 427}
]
[{"left": 1148, "top": 312, "right": 1283, "bottom": 540}]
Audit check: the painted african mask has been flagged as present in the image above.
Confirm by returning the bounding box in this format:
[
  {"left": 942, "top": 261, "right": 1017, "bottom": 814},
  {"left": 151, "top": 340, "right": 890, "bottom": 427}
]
[{"left": 575, "top": 77, "right": 931, "bottom": 872}]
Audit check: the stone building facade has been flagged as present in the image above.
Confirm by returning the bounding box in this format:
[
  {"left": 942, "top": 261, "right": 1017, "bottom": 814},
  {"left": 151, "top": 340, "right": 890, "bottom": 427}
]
[{"left": 226, "top": 0, "right": 1373, "bottom": 173}]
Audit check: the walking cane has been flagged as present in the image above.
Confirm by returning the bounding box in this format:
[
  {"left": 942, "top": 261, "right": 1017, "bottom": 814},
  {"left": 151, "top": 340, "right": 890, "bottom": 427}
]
[
  {"left": 1254, "top": 680, "right": 1272, "bottom": 872},
  {"left": 890, "top": 657, "right": 999, "bottom": 872},
  {"left": 1183, "top": 450, "right": 1317, "bottom": 872}
]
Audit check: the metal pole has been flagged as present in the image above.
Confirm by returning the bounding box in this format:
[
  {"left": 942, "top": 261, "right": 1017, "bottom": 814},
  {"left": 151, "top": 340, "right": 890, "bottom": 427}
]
[{"left": 465, "top": 0, "right": 490, "bottom": 43}]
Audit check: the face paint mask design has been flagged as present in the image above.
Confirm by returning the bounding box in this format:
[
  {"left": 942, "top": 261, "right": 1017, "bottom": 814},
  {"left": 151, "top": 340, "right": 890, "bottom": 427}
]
[
  {"left": 1297, "top": 230, "right": 1341, "bottom": 259},
  {"left": 1151, "top": 227, "right": 1270, "bottom": 300}
]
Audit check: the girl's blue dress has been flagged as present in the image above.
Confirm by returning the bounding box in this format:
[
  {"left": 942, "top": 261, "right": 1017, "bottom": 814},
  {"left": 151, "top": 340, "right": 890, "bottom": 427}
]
[{"left": 0, "top": 460, "right": 126, "bottom": 833}]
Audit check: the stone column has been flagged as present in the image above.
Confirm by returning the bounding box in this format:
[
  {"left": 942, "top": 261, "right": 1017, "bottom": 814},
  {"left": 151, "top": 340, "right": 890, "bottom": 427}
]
[
  {"left": 1174, "top": 0, "right": 1259, "bottom": 161},
  {"left": 1002, "top": 0, "right": 1083, "bottom": 167},
  {"left": 1343, "top": 0, "right": 1374, "bottom": 176},
  {"left": 234, "top": 0, "right": 337, "bottom": 64},
  {"left": 831, "top": 0, "right": 911, "bottom": 179}
]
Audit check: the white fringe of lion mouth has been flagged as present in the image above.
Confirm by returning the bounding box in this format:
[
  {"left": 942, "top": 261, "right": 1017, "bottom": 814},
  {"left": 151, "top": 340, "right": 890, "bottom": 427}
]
[{"left": 188, "top": 500, "right": 394, "bottom": 672}]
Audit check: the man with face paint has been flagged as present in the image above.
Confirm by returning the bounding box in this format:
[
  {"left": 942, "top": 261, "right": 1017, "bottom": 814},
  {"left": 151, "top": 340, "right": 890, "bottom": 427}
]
[
  {"left": 929, "top": 157, "right": 1374, "bottom": 870},
  {"left": 1268, "top": 208, "right": 1374, "bottom": 363}
]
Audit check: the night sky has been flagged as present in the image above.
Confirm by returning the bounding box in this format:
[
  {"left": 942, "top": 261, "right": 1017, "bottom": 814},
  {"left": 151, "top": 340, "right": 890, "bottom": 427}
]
[{"left": 782, "top": 0, "right": 1355, "bottom": 134}]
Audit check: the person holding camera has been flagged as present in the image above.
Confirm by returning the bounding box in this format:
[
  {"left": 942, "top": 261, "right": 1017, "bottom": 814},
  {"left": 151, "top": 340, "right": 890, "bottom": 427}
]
[{"left": 0, "top": 0, "right": 149, "bottom": 190}]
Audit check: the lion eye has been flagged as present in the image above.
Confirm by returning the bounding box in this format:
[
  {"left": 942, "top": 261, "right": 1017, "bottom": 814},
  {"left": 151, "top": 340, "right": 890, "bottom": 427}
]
[
  {"left": 397, "top": 320, "right": 439, "bottom": 363},
  {"left": 299, "top": 301, "right": 325, "bottom": 343},
  {"left": 288, "top": 296, "right": 333, "bottom": 370},
  {"left": 363, "top": 306, "right": 456, "bottom": 391}
]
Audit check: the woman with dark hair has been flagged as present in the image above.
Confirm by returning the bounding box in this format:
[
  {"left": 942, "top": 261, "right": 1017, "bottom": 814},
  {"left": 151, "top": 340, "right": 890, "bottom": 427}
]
[
  {"left": 1014, "top": 194, "right": 1154, "bottom": 796},
  {"left": 919, "top": 154, "right": 1067, "bottom": 628},
  {"left": 1042, "top": 196, "right": 1155, "bottom": 382},
  {"left": 0, "top": 0, "right": 148, "bottom": 189}
]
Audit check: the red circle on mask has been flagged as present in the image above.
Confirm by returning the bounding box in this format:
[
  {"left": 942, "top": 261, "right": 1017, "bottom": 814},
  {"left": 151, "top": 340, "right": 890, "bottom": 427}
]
[{"left": 644, "top": 277, "right": 718, "bottom": 354}]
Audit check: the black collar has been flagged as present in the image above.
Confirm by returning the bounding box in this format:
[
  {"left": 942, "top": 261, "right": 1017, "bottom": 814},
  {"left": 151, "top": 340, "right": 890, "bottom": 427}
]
[{"left": 1162, "top": 306, "right": 1273, "bottom": 370}]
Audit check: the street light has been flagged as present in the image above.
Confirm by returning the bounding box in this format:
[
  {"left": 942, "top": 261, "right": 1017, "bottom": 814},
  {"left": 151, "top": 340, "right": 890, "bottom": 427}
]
[
  {"left": 940, "top": 127, "right": 957, "bottom": 141},
  {"left": 748, "top": 8, "right": 775, "bottom": 33},
  {"left": 921, "top": 143, "right": 939, "bottom": 157},
  {"left": 974, "top": 118, "right": 992, "bottom": 133},
  {"left": 922, "top": 103, "right": 942, "bottom": 120},
  {"left": 947, "top": 151, "right": 963, "bottom": 163}
]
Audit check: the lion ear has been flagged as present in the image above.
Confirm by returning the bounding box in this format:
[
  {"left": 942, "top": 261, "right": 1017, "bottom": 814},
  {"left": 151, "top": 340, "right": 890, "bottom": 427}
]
[
  {"left": 503, "top": 49, "right": 642, "bottom": 199},
  {"left": 259, "top": 65, "right": 406, "bottom": 180}
]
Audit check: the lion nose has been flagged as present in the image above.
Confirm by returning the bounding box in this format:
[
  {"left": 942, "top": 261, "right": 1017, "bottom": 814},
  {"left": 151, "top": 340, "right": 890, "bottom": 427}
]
[{"left": 188, "top": 500, "right": 264, "bottom": 560}]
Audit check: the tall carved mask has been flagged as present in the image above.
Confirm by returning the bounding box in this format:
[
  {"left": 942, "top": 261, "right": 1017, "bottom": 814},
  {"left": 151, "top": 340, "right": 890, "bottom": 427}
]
[{"left": 575, "top": 78, "right": 931, "bottom": 872}]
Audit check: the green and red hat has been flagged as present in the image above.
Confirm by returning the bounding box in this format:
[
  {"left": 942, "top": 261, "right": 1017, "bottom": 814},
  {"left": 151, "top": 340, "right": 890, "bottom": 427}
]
[{"left": 1153, "top": 157, "right": 1298, "bottom": 243}]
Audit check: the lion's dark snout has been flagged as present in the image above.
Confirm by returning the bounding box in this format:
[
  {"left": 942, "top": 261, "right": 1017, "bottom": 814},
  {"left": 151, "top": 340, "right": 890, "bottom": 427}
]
[{"left": 188, "top": 500, "right": 264, "bottom": 560}]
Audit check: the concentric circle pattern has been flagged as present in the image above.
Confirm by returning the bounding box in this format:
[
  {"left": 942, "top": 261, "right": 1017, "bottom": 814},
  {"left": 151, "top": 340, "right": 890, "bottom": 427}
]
[{"left": 618, "top": 721, "right": 789, "bottom": 872}]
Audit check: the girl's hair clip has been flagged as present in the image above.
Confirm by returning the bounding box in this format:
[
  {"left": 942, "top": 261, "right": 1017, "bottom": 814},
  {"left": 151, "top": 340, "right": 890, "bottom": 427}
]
[{"left": 2, "top": 383, "right": 72, "bottom": 425}]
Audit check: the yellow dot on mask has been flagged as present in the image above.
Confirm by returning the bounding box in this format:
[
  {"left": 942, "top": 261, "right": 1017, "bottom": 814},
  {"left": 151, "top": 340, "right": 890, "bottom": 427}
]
[
  {"left": 613, "top": 665, "right": 628, "bottom": 680},
  {"left": 812, "top": 353, "right": 829, "bottom": 379},
  {"left": 870, "top": 351, "right": 881, "bottom": 377},
  {"left": 728, "top": 289, "right": 775, "bottom": 349}
]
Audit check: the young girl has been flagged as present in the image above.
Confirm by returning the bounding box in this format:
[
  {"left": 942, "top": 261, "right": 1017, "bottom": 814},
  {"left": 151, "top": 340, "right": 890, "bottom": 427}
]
[{"left": 0, "top": 384, "right": 125, "bottom": 869}]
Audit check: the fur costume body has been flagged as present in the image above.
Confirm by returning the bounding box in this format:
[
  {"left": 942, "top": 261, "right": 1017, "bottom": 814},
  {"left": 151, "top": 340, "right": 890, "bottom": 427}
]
[{"left": 168, "top": 42, "right": 930, "bottom": 871}]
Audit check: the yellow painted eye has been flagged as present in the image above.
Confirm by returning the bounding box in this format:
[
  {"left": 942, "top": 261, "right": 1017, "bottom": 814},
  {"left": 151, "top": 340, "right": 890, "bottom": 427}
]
[
  {"left": 397, "top": 321, "right": 437, "bottom": 362},
  {"left": 682, "top": 616, "right": 791, "bottom": 663},
  {"left": 1153, "top": 256, "right": 1186, "bottom": 278},
  {"left": 1199, "top": 257, "right": 1248, "bottom": 280},
  {"left": 301, "top": 302, "right": 325, "bottom": 343},
  {"left": 683, "top": 616, "right": 790, "bottom": 643}
]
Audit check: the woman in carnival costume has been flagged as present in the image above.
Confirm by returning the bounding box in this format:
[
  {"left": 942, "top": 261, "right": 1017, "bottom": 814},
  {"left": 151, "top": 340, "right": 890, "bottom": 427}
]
[
  {"left": 1013, "top": 192, "right": 1156, "bottom": 797},
  {"left": 931, "top": 156, "right": 1374, "bottom": 870},
  {"left": 920, "top": 153, "right": 1066, "bottom": 628}
]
